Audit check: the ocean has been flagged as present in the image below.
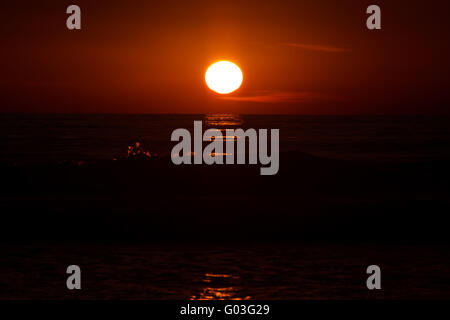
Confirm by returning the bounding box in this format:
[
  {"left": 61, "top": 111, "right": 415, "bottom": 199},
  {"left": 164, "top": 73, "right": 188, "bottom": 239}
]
[
  {"left": 2, "top": 113, "right": 450, "bottom": 300},
  {"left": 1, "top": 114, "right": 450, "bottom": 164},
  {"left": 2, "top": 243, "right": 449, "bottom": 299}
]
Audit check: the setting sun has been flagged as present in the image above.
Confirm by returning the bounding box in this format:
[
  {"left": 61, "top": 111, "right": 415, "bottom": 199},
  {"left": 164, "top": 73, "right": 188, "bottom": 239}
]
[{"left": 205, "top": 61, "right": 243, "bottom": 94}]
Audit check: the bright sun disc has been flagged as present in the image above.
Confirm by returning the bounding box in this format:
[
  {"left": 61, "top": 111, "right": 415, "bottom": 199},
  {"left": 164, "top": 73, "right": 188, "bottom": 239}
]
[{"left": 205, "top": 61, "right": 243, "bottom": 94}]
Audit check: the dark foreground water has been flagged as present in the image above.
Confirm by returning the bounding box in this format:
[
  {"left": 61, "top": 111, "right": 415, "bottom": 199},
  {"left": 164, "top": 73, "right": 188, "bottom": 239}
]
[
  {"left": 2, "top": 114, "right": 450, "bottom": 300},
  {"left": 2, "top": 243, "right": 450, "bottom": 300}
]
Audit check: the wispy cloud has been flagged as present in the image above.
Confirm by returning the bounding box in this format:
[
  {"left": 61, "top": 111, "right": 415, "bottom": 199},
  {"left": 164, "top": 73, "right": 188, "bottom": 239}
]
[
  {"left": 281, "top": 43, "right": 351, "bottom": 53},
  {"left": 220, "top": 91, "right": 329, "bottom": 103}
]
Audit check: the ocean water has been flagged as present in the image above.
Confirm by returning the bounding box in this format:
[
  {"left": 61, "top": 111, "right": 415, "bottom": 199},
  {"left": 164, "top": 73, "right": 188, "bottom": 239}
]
[
  {"left": 2, "top": 243, "right": 450, "bottom": 299},
  {"left": 1, "top": 114, "right": 450, "bottom": 164},
  {"left": 2, "top": 114, "right": 450, "bottom": 300}
]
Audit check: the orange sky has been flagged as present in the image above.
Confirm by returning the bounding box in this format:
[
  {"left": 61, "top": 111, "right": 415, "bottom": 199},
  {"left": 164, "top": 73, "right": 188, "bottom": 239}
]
[{"left": 1, "top": 0, "right": 449, "bottom": 114}]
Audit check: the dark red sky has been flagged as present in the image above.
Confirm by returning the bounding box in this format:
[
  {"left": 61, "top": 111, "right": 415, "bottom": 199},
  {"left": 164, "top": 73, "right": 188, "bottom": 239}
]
[{"left": 1, "top": 0, "right": 449, "bottom": 114}]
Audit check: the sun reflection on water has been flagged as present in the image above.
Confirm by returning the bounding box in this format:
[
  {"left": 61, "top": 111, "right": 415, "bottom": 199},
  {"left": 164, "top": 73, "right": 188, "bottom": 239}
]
[
  {"left": 204, "top": 114, "right": 243, "bottom": 128},
  {"left": 190, "top": 273, "right": 251, "bottom": 300},
  {"left": 172, "top": 114, "right": 245, "bottom": 160}
]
